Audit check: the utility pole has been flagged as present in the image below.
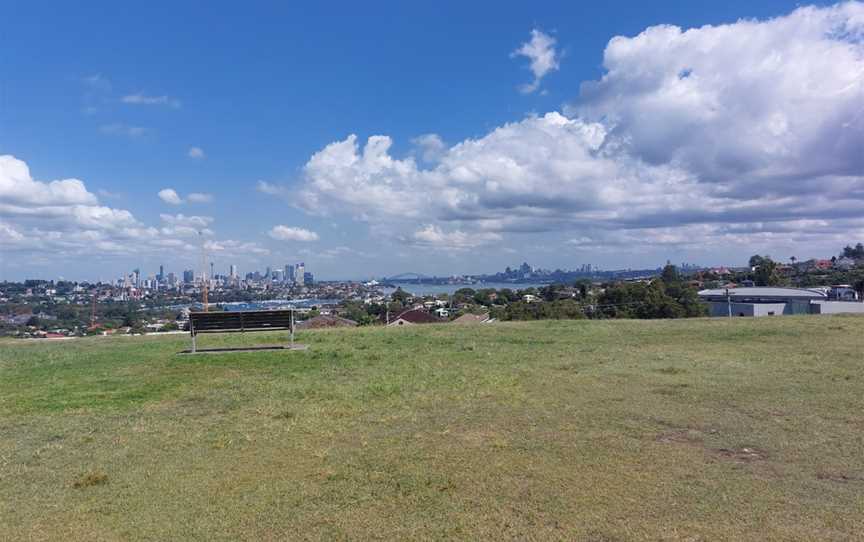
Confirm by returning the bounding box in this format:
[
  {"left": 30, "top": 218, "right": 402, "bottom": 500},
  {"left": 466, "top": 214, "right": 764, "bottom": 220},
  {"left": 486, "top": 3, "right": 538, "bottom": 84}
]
[
  {"left": 90, "top": 292, "right": 97, "bottom": 328},
  {"left": 725, "top": 288, "right": 732, "bottom": 318}
]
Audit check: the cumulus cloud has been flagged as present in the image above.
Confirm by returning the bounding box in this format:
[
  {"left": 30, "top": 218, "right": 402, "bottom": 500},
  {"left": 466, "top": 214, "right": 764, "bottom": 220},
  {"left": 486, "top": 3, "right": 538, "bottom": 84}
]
[
  {"left": 268, "top": 225, "right": 320, "bottom": 242},
  {"left": 0, "top": 155, "right": 266, "bottom": 267},
  {"left": 296, "top": 3, "right": 864, "bottom": 257},
  {"left": 256, "top": 180, "right": 286, "bottom": 196},
  {"left": 0, "top": 155, "right": 98, "bottom": 207},
  {"left": 205, "top": 239, "right": 270, "bottom": 256},
  {"left": 159, "top": 213, "right": 212, "bottom": 229},
  {"left": 412, "top": 134, "right": 446, "bottom": 163},
  {"left": 512, "top": 29, "right": 560, "bottom": 94},
  {"left": 122, "top": 93, "right": 182, "bottom": 108},
  {"left": 187, "top": 147, "right": 205, "bottom": 159},
  {"left": 570, "top": 2, "right": 864, "bottom": 186},
  {"left": 158, "top": 189, "right": 213, "bottom": 205},
  {"left": 157, "top": 188, "right": 184, "bottom": 205},
  {"left": 410, "top": 225, "right": 502, "bottom": 250}
]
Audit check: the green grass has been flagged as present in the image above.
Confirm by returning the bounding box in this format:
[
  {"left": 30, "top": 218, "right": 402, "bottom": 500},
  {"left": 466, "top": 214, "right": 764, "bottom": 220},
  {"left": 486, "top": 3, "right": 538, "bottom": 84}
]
[{"left": 1, "top": 317, "right": 863, "bottom": 540}]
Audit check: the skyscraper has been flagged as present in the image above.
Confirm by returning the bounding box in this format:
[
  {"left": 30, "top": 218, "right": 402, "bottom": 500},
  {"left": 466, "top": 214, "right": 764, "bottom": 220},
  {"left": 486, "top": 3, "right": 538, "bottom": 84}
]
[
  {"left": 284, "top": 264, "right": 294, "bottom": 283},
  {"left": 295, "top": 262, "right": 305, "bottom": 286},
  {"left": 229, "top": 264, "right": 238, "bottom": 279}
]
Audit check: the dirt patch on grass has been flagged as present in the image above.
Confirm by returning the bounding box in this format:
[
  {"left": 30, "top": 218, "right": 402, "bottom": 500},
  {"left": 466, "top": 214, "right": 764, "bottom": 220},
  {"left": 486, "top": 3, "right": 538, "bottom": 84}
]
[
  {"left": 72, "top": 470, "right": 108, "bottom": 488},
  {"left": 655, "top": 427, "right": 768, "bottom": 464},
  {"left": 655, "top": 428, "right": 703, "bottom": 444},
  {"left": 652, "top": 383, "right": 691, "bottom": 397},
  {"left": 655, "top": 366, "right": 687, "bottom": 375},
  {"left": 712, "top": 447, "right": 768, "bottom": 463},
  {"left": 816, "top": 471, "right": 863, "bottom": 483}
]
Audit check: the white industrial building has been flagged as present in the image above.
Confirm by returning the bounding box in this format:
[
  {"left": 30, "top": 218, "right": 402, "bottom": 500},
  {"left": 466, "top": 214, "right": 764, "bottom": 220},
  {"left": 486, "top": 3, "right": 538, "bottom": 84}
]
[{"left": 698, "top": 287, "right": 864, "bottom": 317}]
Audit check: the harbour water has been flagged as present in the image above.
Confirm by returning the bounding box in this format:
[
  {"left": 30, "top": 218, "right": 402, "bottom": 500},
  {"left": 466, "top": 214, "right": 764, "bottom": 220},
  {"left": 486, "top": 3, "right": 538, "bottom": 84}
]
[
  {"left": 380, "top": 282, "right": 550, "bottom": 297},
  {"left": 219, "top": 298, "right": 341, "bottom": 311}
]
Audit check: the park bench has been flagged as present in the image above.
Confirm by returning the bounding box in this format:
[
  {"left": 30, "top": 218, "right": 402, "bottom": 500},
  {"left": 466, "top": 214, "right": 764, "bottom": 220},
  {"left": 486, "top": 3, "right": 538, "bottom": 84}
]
[{"left": 187, "top": 309, "right": 299, "bottom": 353}]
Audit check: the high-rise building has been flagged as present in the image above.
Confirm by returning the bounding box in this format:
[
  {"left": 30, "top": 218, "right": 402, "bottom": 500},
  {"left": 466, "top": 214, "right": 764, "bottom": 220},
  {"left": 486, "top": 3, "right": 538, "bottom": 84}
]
[
  {"left": 303, "top": 271, "right": 314, "bottom": 285},
  {"left": 229, "top": 264, "right": 238, "bottom": 279},
  {"left": 183, "top": 269, "right": 195, "bottom": 284},
  {"left": 295, "top": 262, "right": 305, "bottom": 286},
  {"left": 158, "top": 264, "right": 164, "bottom": 282},
  {"left": 284, "top": 264, "right": 294, "bottom": 283}
]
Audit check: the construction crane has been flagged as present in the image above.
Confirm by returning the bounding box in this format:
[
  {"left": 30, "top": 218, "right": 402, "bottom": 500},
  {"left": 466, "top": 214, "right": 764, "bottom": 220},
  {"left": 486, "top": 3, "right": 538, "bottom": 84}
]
[{"left": 199, "top": 230, "right": 209, "bottom": 312}]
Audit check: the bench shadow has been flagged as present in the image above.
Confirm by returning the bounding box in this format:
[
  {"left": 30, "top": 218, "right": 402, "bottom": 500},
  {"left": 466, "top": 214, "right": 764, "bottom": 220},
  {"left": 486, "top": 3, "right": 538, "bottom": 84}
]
[{"left": 178, "top": 344, "right": 308, "bottom": 355}]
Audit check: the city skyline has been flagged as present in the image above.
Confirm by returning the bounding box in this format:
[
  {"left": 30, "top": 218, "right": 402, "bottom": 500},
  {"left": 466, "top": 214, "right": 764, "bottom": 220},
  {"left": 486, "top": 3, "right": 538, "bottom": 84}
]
[{"left": 2, "top": 1, "right": 863, "bottom": 280}]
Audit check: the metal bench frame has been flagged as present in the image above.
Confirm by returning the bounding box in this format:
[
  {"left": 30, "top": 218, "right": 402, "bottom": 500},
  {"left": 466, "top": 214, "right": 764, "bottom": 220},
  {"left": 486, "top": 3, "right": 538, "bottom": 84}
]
[{"left": 188, "top": 309, "right": 295, "bottom": 353}]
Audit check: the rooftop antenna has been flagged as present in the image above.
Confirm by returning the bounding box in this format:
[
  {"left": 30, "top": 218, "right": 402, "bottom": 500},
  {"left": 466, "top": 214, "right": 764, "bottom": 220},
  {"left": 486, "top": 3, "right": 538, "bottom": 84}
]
[{"left": 198, "top": 230, "right": 209, "bottom": 312}]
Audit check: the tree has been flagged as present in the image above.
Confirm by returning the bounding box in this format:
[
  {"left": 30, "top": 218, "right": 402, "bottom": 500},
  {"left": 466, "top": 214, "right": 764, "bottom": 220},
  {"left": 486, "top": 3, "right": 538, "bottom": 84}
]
[
  {"left": 842, "top": 243, "right": 864, "bottom": 259},
  {"left": 121, "top": 310, "right": 140, "bottom": 328},
  {"left": 452, "top": 288, "right": 476, "bottom": 305},
  {"left": 661, "top": 264, "right": 680, "bottom": 284},
  {"left": 391, "top": 287, "right": 412, "bottom": 304},
  {"left": 753, "top": 257, "right": 780, "bottom": 286},
  {"left": 749, "top": 255, "right": 766, "bottom": 268}
]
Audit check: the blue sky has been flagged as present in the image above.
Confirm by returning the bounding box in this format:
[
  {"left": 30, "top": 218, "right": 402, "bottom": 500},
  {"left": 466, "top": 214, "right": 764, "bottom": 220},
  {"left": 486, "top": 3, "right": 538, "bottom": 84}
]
[{"left": 2, "top": 0, "right": 861, "bottom": 281}]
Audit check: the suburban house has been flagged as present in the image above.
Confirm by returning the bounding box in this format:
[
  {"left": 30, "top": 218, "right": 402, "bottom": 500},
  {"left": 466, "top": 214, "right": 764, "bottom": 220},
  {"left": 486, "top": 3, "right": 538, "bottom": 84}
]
[
  {"left": 452, "top": 313, "right": 491, "bottom": 325},
  {"left": 387, "top": 308, "right": 442, "bottom": 326}
]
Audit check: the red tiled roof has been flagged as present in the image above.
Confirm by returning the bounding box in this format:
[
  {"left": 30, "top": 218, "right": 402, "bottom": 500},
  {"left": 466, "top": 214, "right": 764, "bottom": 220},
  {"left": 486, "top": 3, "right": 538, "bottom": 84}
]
[{"left": 391, "top": 308, "right": 440, "bottom": 324}]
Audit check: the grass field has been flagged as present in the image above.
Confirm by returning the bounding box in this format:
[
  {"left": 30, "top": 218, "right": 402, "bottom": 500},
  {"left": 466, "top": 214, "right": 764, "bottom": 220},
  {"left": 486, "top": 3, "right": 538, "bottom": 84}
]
[{"left": 1, "top": 317, "right": 863, "bottom": 541}]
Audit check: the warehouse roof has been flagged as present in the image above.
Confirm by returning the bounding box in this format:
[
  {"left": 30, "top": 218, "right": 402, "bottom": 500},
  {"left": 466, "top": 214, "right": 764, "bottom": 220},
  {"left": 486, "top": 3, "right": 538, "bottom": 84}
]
[{"left": 698, "top": 287, "right": 827, "bottom": 301}]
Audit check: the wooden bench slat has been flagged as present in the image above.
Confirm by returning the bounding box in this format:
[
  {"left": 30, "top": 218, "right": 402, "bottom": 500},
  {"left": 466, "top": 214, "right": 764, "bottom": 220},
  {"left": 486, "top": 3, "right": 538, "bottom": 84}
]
[{"left": 189, "top": 310, "right": 295, "bottom": 335}]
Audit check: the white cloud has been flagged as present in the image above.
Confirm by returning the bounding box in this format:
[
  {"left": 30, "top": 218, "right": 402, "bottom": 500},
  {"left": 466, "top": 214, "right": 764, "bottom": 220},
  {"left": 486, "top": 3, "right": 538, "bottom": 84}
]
[
  {"left": 159, "top": 213, "right": 213, "bottom": 229},
  {"left": 187, "top": 147, "right": 205, "bottom": 159},
  {"left": 187, "top": 192, "right": 213, "bottom": 203},
  {"left": 157, "top": 189, "right": 212, "bottom": 205},
  {"left": 205, "top": 239, "right": 270, "bottom": 256},
  {"left": 268, "top": 225, "right": 320, "bottom": 242},
  {"left": 100, "top": 123, "right": 148, "bottom": 137},
  {"left": 256, "top": 180, "right": 286, "bottom": 196},
  {"left": 0, "top": 155, "right": 266, "bottom": 267},
  {"left": 296, "top": 3, "right": 864, "bottom": 257},
  {"left": 0, "top": 155, "right": 98, "bottom": 207},
  {"left": 157, "top": 188, "right": 184, "bottom": 205},
  {"left": 410, "top": 225, "right": 502, "bottom": 251},
  {"left": 512, "top": 29, "right": 560, "bottom": 94},
  {"left": 412, "top": 133, "right": 446, "bottom": 163},
  {"left": 122, "top": 93, "right": 182, "bottom": 108},
  {"left": 570, "top": 2, "right": 864, "bottom": 187}
]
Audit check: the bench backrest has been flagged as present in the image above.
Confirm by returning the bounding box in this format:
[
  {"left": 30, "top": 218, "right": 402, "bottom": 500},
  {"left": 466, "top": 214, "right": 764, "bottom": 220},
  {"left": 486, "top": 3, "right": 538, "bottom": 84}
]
[{"left": 189, "top": 309, "right": 294, "bottom": 335}]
